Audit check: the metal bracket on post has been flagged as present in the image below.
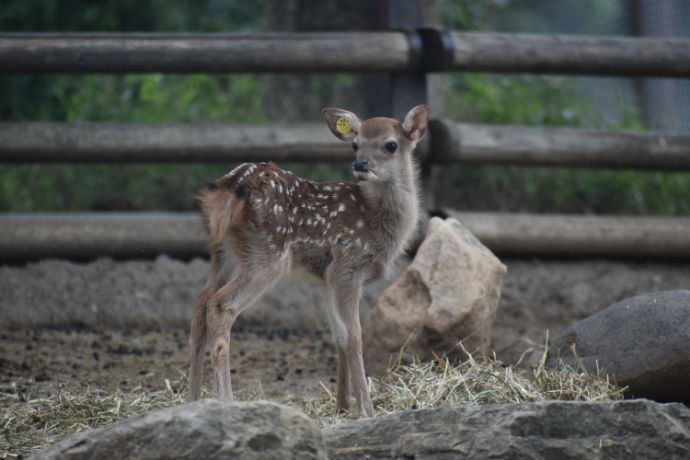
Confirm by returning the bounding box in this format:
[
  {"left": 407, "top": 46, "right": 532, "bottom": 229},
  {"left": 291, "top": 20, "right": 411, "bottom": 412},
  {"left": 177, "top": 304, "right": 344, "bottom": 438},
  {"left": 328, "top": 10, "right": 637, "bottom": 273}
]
[{"left": 418, "top": 28, "right": 454, "bottom": 73}]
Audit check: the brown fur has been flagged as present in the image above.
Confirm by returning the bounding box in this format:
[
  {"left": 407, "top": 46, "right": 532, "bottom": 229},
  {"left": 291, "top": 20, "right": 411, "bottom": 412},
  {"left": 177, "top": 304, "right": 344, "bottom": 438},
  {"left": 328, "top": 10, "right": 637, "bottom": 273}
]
[{"left": 188, "top": 106, "right": 429, "bottom": 416}]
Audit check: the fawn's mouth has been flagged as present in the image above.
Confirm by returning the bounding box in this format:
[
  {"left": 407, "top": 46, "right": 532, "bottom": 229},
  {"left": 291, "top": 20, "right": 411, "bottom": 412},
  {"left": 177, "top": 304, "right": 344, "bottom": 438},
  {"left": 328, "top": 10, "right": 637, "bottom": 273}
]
[{"left": 354, "top": 169, "right": 378, "bottom": 181}]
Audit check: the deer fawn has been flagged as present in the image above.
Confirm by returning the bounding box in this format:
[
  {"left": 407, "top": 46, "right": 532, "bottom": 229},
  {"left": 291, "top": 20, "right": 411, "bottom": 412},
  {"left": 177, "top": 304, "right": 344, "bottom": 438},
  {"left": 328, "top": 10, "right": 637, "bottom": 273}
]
[{"left": 188, "top": 105, "right": 428, "bottom": 416}]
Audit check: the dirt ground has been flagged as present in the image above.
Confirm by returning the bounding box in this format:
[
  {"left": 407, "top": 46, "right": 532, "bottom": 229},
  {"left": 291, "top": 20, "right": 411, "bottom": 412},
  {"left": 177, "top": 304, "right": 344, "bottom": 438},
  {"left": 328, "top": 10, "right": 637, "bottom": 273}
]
[
  {"left": 0, "top": 326, "right": 337, "bottom": 406},
  {"left": 2, "top": 257, "right": 690, "bottom": 457},
  {"left": 0, "top": 255, "right": 690, "bottom": 395}
]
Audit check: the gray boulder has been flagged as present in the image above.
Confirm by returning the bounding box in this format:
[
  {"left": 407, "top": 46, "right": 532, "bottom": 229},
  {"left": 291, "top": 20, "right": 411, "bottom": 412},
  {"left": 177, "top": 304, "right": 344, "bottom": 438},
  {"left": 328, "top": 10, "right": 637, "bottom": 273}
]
[
  {"left": 548, "top": 290, "right": 690, "bottom": 403},
  {"left": 363, "top": 217, "right": 506, "bottom": 376},
  {"left": 324, "top": 400, "right": 690, "bottom": 459},
  {"left": 34, "top": 400, "right": 327, "bottom": 460}
]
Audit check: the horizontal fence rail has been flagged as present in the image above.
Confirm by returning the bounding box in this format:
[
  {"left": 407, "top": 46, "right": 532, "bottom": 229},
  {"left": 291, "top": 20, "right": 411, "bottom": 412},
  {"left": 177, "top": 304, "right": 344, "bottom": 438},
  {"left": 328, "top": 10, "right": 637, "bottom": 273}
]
[
  {"left": 2, "top": 32, "right": 690, "bottom": 77},
  {"left": 2, "top": 212, "right": 690, "bottom": 261},
  {"left": 441, "top": 210, "right": 690, "bottom": 259},
  {"left": 448, "top": 32, "right": 690, "bottom": 77},
  {"left": 430, "top": 121, "right": 690, "bottom": 170},
  {"left": 0, "top": 213, "right": 204, "bottom": 260},
  {"left": 4, "top": 122, "right": 690, "bottom": 170},
  {"left": 0, "top": 32, "right": 412, "bottom": 73},
  {"left": 0, "top": 123, "right": 352, "bottom": 163}
]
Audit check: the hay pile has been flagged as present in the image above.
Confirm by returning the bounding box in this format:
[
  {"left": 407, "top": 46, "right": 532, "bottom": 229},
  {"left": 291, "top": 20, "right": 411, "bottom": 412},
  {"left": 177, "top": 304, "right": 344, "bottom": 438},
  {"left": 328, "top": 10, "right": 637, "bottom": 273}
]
[
  {"left": 1, "top": 379, "right": 187, "bottom": 458},
  {"left": 296, "top": 347, "right": 625, "bottom": 426},
  {"left": 2, "top": 349, "right": 624, "bottom": 458}
]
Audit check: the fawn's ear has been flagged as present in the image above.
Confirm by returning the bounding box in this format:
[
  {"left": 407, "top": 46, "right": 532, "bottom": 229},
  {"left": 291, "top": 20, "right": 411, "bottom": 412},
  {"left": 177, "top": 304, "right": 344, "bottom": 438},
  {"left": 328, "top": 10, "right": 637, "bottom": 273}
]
[
  {"left": 322, "top": 108, "right": 361, "bottom": 141},
  {"left": 402, "top": 105, "right": 429, "bottom": 142}
]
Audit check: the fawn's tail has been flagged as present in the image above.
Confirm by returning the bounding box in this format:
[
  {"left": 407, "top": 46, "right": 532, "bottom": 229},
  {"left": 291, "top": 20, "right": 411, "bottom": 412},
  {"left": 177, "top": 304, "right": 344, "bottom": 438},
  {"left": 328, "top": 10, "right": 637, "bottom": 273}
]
[{"left": 198, "top": 163, "right": 256, "bottom": 251}]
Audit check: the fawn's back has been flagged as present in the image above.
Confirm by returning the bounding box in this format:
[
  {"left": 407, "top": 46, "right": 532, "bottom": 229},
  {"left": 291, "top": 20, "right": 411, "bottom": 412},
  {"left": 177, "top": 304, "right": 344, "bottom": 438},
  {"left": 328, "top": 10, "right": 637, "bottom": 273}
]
[{"left": 201, "top": 161, "right": 384, "bottom": 280}]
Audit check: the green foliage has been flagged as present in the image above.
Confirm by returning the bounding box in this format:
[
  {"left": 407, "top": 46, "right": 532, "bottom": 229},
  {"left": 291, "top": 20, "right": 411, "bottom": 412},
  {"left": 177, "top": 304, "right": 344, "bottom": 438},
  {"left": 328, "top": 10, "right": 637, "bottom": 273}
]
[
  {"left": 1, "top": 0, "right": 689, "bottom": 216},
  {"left": 435, "top": 0, "right": 690, "bottom": 216},
  {"left": 0, "top": 0, "right": 266, "bottom": 212},
  {"left": 0, "top": 72, "right": 268, "bottom": 212},
  {"left": 436, "top": 71, "right": 690, "bottom": 216},
  {"left": 447, "top": 74, "right": 591, "bottom": 127}
]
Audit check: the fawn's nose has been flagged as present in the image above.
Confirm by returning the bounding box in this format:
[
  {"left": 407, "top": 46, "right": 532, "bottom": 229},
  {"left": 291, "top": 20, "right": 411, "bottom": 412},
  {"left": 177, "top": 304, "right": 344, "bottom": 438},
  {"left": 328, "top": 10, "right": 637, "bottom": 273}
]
[{"left": 353, "top": 158, "right": 369, "bottom": 172}]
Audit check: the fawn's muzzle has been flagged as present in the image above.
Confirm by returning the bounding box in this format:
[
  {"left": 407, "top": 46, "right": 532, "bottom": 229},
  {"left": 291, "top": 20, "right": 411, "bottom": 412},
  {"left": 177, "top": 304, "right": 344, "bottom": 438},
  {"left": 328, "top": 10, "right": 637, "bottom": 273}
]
[{"left": 353, "top": 158, "right": 369, "bottom": 172}]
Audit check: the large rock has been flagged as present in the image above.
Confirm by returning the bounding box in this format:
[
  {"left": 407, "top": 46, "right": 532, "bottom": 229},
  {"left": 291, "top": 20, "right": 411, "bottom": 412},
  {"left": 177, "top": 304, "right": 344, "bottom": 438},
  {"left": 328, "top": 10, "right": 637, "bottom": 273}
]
[
  {"left": 35, "top": 400, "right": 327, "bottom": 460},
  {"left": 324, "top": 400, "right": 690, "bottom": 459},
  {"left": 548, "top": 290, "right": 690, "bottom": 403},
  {"left": 363, "top": 217, "right": 506, "bottom": 375}
]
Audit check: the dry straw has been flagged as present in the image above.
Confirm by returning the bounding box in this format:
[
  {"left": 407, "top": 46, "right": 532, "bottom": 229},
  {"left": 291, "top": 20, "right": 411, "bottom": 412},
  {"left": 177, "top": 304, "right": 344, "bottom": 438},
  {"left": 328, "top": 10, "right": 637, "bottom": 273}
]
[
  {"left": 2, "top": 343, "right": 624, "bottom": 458},
  {"left": 295, "top": 342, "right": 625, "bottom": 426}
]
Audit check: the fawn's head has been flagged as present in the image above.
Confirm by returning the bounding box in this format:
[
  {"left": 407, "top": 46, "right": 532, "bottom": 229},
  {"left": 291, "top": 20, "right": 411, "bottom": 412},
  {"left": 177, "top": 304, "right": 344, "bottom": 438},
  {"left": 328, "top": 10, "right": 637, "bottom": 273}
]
[{"left": 322, "top": 105, "right": 428, "bottom": 183}]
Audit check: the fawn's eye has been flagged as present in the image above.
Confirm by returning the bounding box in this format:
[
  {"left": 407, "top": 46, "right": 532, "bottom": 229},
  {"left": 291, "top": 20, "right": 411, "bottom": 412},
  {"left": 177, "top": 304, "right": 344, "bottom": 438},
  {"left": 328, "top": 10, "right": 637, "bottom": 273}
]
[
  {"left": 352, "top": 143, "right": 359, "bottom": 152},
  {"left": 384, "top": 141, "right": 398, "bottom": 154}
]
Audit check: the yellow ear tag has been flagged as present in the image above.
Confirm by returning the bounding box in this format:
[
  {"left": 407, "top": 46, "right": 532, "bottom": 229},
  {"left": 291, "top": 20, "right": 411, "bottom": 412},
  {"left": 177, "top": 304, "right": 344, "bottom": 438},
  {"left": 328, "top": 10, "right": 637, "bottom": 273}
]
[{"left": 336, "top": 117, "right": 352, "bottom": 134}]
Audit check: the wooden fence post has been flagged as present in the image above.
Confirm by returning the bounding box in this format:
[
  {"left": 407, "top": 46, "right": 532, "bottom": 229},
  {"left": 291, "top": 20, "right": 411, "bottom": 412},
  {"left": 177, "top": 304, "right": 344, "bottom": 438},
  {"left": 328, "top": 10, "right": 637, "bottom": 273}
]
[{"left": 375, "top": 0, "right": 435, "bottom": 212}]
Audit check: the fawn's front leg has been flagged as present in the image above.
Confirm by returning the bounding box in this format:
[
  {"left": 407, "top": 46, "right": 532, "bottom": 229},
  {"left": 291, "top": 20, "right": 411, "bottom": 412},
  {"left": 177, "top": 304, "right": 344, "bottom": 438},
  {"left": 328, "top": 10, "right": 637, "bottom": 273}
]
[
  {"left": 323, "top": 288, "right": 351, "bottom": 412},
  {"left": 328, "top": 271, "right": 374, "bottom": 417}
]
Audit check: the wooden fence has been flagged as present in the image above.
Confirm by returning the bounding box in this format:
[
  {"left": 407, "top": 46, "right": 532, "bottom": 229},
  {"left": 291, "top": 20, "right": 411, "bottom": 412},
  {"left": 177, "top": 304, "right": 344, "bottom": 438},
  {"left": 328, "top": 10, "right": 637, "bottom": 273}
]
[{"left": 2, "top": 27, "right": 690, "bottom": 260}]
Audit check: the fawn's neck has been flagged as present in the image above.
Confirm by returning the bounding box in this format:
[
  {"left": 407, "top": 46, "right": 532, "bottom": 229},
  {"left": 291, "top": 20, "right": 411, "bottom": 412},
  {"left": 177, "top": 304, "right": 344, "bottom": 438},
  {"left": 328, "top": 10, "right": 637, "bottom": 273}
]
[{"left": 359, "top": 155, "right": 419, "bottom": 257}]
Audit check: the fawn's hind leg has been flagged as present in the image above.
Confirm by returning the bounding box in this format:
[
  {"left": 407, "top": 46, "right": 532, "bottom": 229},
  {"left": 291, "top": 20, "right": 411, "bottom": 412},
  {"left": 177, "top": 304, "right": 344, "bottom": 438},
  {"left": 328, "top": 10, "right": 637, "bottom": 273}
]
[
  {"left": 207, "top": 259, "right": 288, "bottom": 402},
  {"left": 188, "top": 249, "right": 234, "bottom": 401},
  {"left": 188, "top": 283, "right": 211, "bottom": 401}
]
